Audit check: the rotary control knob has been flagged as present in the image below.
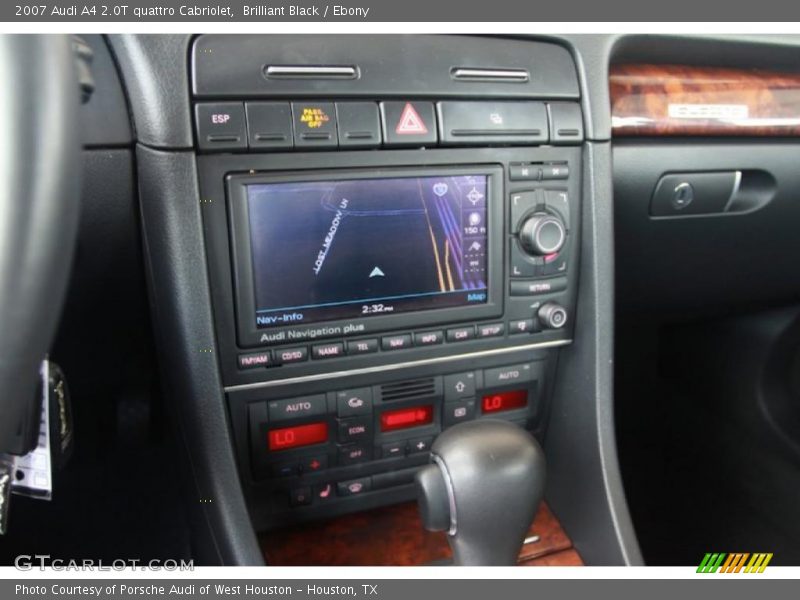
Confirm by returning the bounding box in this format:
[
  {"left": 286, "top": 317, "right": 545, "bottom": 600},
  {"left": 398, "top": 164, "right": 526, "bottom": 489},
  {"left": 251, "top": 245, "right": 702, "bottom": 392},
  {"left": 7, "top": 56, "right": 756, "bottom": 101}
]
[
  {"left": 537, "top": 302, "right": 568, "bottom": 330},
  {"left": 519, "top": 212, "right": 566, "bottom": 256}
]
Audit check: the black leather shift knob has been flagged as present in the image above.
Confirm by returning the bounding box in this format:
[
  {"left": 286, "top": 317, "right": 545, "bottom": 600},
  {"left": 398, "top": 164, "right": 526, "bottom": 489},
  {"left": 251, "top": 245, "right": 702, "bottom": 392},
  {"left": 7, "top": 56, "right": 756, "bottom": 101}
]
[{"left": 415, "top": 419, "right": 546, "bottom": 566}]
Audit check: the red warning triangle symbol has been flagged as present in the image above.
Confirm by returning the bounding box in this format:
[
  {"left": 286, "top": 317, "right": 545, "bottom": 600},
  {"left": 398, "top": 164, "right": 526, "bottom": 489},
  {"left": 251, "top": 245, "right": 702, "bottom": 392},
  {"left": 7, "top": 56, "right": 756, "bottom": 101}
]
[{"left": 395, "top": 103, "right": 428, "bottom": 135}]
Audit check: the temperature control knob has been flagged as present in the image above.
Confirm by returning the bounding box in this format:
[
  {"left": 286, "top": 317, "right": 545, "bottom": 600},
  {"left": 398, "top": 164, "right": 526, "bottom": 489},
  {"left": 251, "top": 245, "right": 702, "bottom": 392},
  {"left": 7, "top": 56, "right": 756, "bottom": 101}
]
[
  {"left": 519, "top": 213, "right": 566, "bottom": 256},
  {"left": 537, "top": 302, "right": 568, "bottom": 330}
]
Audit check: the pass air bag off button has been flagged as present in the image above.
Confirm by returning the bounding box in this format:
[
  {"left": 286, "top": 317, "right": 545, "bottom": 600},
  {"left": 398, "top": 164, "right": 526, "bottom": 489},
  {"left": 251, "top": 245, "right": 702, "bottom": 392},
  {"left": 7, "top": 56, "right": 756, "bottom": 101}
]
[{"left": 268, "top": 394, "right": 327, "bottom": 423}]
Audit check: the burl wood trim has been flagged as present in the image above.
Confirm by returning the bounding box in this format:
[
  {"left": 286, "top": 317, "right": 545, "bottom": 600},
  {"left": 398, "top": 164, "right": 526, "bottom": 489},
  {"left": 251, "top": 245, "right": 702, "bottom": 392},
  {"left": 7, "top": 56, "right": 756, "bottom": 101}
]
[
  {"left": 261, "top": 502, "right": 582, "bottom": 566},
  {"left": 610, "top": 64, "right": 800, "bottom": 136}
]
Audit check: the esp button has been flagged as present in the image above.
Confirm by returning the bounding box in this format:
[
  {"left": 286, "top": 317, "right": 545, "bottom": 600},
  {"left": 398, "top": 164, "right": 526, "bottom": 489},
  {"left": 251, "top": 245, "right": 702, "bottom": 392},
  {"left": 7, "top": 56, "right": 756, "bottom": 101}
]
[{"left": 195, "top": 102, "right": 247, "bottom": 151}]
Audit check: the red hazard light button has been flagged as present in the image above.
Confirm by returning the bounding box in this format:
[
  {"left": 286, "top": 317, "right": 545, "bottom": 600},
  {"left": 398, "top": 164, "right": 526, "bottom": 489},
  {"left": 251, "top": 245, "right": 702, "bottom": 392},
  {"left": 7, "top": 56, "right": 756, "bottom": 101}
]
[{"left": 380, "top": 101, "right": 438, "bottom": 147}]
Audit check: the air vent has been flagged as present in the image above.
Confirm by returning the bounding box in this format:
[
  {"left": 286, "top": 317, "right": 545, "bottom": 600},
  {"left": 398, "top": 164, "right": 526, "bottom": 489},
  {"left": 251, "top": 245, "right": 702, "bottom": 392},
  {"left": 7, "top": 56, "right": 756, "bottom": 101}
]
[{"left": 381, "top": 378, "right": 437, "bottom": 402}]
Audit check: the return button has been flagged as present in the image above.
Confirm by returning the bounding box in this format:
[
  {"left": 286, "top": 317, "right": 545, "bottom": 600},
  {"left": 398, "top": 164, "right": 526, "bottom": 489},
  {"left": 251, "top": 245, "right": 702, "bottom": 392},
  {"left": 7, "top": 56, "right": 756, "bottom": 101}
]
[{"left": 484, "top": 363, "right": 532, "bottom": 388}]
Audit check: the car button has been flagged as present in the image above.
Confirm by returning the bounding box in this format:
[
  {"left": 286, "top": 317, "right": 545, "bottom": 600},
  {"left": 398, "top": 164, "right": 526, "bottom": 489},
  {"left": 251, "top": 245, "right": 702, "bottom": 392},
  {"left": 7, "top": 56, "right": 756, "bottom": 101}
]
[
  {"left": 438, "top": 101, "right": 548, "bottom": 145},
  {"left": 446, "top": 326, "right": 475, "bottom": 343},
  {"left": 195, "top": 102, "right": 247, "bottom": 151},
  {"left": 268, "top": 394, "right": 327, "bottom": 422},
  {"left": 335, "top": 388, "right": 373, "bottom": 417},
  {"left": 245, "top": 102, "right": 293, "bottom": 150},
  {"left": 444, "top": 372, "right": 476, "bottom": 401},
  {"left": 336, "top": 102, "right": 381, "bottom": 148},
  {"left": 484, "top": 363, "right": 532, "bottom": 388},
  {"left": 291, "top": 102, "right": 337, "bottom": 148},
  {"left": 380, "top": 101, "right": 437, "bottom": 146}
]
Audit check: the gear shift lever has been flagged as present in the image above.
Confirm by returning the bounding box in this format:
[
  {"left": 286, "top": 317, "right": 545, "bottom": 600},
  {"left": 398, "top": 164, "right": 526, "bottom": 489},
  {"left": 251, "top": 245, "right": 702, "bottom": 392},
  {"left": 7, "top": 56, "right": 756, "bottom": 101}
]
[{"left": 415, "top": 419, "right": 546, "bottom": 565}]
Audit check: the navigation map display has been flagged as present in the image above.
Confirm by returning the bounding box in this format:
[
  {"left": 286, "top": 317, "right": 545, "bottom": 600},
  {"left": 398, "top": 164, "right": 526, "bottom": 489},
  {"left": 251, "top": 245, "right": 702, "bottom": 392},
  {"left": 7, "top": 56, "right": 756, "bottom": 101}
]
[{"left": 246, "top": 174, "right": 490, "bottom": 328}]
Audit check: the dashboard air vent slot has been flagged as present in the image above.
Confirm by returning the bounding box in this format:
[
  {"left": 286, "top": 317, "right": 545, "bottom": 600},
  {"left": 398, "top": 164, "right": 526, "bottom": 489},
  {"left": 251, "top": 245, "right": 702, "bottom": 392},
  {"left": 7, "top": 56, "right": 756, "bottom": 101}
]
[{"left": 381, "top": 378, "right": 437, "bottom": 402}]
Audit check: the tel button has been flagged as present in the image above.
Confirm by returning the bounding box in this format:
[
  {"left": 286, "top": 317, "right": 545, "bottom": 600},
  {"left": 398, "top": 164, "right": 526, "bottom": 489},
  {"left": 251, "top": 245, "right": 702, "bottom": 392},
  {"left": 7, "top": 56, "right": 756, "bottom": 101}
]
[{"left": 268, "top": 394, "right": 326, "bottom": 423}]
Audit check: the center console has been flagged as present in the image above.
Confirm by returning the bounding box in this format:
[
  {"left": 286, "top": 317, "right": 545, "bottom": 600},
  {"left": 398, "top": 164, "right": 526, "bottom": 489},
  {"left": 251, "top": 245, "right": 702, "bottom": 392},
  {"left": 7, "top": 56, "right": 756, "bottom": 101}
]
[{"left": 192, "top": 34, "right": 583, "bottom": 531}]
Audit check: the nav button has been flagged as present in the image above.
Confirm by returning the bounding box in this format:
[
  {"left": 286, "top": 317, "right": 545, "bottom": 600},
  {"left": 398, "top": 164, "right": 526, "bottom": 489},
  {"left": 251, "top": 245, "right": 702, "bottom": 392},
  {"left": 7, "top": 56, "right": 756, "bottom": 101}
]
[{"left": 381, "top": 334, "right": 413, "bottom": 351}]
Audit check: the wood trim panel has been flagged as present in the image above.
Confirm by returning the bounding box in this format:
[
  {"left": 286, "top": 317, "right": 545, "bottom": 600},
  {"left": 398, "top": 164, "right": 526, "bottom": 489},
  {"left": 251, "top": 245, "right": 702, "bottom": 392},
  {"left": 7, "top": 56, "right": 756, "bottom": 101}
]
[
  {"left": 610, "top": 64, "right": 800, "bottom": 137},
  {"left": 261, "top": 502, "right": 582, "bottom": 566}
]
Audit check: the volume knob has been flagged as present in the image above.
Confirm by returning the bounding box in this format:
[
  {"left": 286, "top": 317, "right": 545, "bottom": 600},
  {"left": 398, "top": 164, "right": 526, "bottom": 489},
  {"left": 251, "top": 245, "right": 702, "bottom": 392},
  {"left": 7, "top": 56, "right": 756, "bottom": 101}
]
[{"left": 519, "top": 213, "right": 566, "bottom": 256}]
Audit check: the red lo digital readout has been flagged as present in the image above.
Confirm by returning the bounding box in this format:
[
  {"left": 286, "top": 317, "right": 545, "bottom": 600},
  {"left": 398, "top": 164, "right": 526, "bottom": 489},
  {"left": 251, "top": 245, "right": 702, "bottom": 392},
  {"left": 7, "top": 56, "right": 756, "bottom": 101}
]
[
  {"left": 481, "top": 390, "right": 528, "bottom": 414},
  {"left": 267, "top": 422, "right": 329, "bottom": 451},
  {"left": 380, "top": 405, "right": 434, "bottom": 432}
]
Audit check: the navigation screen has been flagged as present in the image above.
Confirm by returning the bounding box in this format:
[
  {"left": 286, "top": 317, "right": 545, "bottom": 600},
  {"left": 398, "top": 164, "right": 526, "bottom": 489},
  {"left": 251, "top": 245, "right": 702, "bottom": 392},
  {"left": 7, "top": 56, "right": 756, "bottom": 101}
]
[{"left": 246, "top": 174, "right": 489, "bottom": 328}]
